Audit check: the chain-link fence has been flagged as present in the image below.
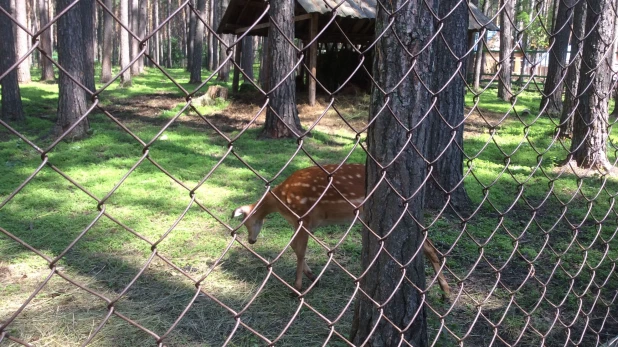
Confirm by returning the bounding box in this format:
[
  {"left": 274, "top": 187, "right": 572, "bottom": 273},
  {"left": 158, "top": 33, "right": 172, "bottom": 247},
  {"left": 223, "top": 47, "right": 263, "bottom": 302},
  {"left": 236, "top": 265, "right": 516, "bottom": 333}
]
[{"left": 1, "top": 0, "right": 618, "bottom": 345}]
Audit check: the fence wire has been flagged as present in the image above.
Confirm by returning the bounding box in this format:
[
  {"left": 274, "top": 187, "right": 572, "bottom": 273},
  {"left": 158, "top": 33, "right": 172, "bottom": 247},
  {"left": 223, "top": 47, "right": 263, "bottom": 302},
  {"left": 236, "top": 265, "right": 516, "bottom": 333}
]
[{"left": 1, "top": 0, "right": 618, "bottom": 346}]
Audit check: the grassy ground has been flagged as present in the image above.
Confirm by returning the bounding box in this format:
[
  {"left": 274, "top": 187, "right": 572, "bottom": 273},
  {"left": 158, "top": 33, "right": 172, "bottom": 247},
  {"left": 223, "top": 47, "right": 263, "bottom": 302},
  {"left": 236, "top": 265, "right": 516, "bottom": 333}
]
[{"left": 1, "top": 67, "right": 618, "bottom": 346}]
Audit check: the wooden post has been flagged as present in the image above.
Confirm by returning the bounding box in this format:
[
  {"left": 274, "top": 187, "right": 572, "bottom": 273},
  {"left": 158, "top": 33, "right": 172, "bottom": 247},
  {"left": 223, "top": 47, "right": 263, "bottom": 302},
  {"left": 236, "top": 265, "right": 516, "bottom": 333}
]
[
  {"left": 232, "top": 38, "right": 243, "bottom": 93},
  {"left": 308, "top": 13, "right": 318, "bottom": 106}
]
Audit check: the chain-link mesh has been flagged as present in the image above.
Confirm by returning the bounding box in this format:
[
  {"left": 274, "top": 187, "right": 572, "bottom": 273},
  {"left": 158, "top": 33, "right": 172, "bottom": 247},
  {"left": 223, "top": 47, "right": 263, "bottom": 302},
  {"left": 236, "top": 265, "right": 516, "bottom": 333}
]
[{"left": 1, "top": 0, "right": 618, "bottom": 345}]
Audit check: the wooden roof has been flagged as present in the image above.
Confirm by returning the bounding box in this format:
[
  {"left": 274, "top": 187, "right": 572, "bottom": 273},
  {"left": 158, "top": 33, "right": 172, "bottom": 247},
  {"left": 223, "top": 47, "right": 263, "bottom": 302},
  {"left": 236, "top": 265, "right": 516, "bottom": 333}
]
[{"left": 218, "top": 0, "right": 498, "bottom": 44}]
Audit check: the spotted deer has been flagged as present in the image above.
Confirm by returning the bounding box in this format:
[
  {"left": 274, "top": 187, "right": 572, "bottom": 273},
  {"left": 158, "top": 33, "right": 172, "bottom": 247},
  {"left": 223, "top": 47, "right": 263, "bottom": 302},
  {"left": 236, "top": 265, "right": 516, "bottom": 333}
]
[{"left": 232, "top": 164, "right": 450, "bottom": 296}]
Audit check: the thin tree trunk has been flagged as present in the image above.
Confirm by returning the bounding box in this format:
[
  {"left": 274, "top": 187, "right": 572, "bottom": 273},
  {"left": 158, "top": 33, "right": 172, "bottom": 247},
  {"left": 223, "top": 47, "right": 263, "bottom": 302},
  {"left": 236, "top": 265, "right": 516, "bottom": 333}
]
[
  {"left": 540, "top": 0, "right": 574, "bottom": 117},
  {"left": 138, "top": 0, "right": 147, "bottom": 73},
  {"left": 568, "top": 0, "right": 615, "bottom": 170},
  {"left": 259, "top": 37, "right": 269, "bottom": 89},
  {"left": 350, "top": 0, "right": 435, "bottom": 344},
  {"left": 425, "top": 0, "right": 470, "bottom": 212},
  {"left": 167, "top": 0, "right": 172, "bottom": 67},
  {"left": 497, "top": 0, "right": 514, "bottom": 101},
  {"left": 39, "top": 0, "right": 54, "bottom": 81},
  {"left": 100, "top": 0, "right": 113, "bottom": 83},
  {"left": 130, "top": 0, "right": 139, "bottom": 75},
  {"left": 473, "top": 0, "right": 491, "bottom": 91},
  {"left": 0, "top": 0, "right": 24, "bottom": 121},
  {"left": 261, "top": 0, "right": 301, "bottom": 138},
  {"left": 207, "top": 0, "right": 214, "bottom": 70},
  {"left": 120, "top": 0, "right": 132, "bottom": 86},
  {"left": 55, "top": 0, "right": 93, "bottom": 139},
  {"left": 187, "top": 3, "right": 196, "bottom": 71},
  {"left": 180, "top": 0, "right": 187, "bottom": 67},
  {"left": 15, "top": 0, "right": 31, "bottom": 83},
  {"left": 189, "top": 0, "right": 205, "bottom": 83},
  {"left": 209, "top": 0, "right": 216, "bottom": 69},
  {"left": 82, "top": 0, "right": 95, "bottom": 92},
  {"left": 610, "top": 15, "right": 618, "bottom": 117},
  {"left": 152, "top": 0, "right": 159, "bottom": 65},
  {"left": 558, "top": 0, "right": 586, "bottom": 138},
  {"left": 241, "top": 36, "right": 255, "bottom": 83}
]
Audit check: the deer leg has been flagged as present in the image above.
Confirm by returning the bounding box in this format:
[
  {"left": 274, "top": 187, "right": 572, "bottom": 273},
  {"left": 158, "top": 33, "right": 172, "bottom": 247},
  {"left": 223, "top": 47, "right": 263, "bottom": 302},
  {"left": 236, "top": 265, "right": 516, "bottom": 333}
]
[
  {"left": 290, "top": 229, "right": 314, "bottom": 291},
  {"left": 423, "top": 239, "right": 450, "bottom": 299}
]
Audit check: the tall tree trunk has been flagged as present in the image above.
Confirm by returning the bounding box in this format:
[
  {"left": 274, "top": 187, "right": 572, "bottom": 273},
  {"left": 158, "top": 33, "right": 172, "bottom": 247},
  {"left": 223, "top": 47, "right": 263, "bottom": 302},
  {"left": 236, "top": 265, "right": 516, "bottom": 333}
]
[
  {"left": 82, "top": 0, "right": 95, "bottom": 92},
  {"left": 186, "top": 3, "right": 196, "bottom": 71},
  {"left": 39, "top": 0, "right": 54, "bottom": 81},
  {"left": 259, "top": 37, "right": 269, "bottom": 89},
  {"left": 120, "top": 0, "right": 132, "bottom": 86},
  {"left": 497, "top": 0, "right": 514, "bottom": 101},
  {"left": 100, "top": 0, "right": 113, "bottom": 83},
  {"left": 261, "top": 0, "right": 301, "bottom": 138},
  {"left": 217, "top": 35, "right": 232, "bottom": 81},
  {"left": 207, "top": 0, "right": 214, "bottom": 70},
  {"left": 209, "top": 0, "right": 217, "bottom": 70},
  {"left": 0, "top": 0, "right": 24, "bottom": 121},
  {"left": 540, "top": 0, "right": 573, "bottom": 117},
  {"left": 14, "top": 0, "right": 31, "bottom": 83},
  {"left": 138, "top": 0, "right": 147, "bottom": 73},
  {"left": 568, "top": 0, "right": 616, "bottom": 171},
  {"left": 189, "top": 0, "right": 205, "bottom": 83},
  {"left": 167, "top": 0, "right": 172, "bottom": 68},
  {"left": 473, "top": 0, "right": 491, "bottom": 91},
  {"left": 610, "top": 15, "right": 618, "bottom": 118},
  {"left": 350, "top": 0, "right": 435, "bottom": 344},
  {"left": 558, "top": 0, "right": 586, "bottom": 139},
  {"left": 130, "top": 0, "right": 139, "bottom": 75},
  {"left": 180, "top": 0, "right": 187, "bottom": 67},
  {"left": 425, "top": 0, "right": 470, "bottom": 212},
  {"left": 152, "top": 0, "right": 159, "bottom": 65},
  {"left": 241, "top": 36, "right": 255, "bottom": 82},
  {"left": 55, "top": 0, "right": 93, "bottom": 140}
]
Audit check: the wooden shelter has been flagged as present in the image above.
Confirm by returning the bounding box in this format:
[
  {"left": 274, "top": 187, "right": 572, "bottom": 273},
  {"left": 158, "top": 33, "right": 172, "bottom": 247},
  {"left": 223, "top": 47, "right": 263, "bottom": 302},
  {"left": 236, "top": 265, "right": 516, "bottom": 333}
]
[{"left": 217, "top": 0, "right": 499, "bottom": 103}]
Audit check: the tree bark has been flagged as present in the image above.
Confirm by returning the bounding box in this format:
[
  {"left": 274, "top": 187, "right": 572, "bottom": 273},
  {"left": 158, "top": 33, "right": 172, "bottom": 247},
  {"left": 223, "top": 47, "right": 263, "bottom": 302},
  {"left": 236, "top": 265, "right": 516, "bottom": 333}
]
[
  {"left": 259, "top": 37, "right": 269, "bottom": 89},
  {"left": 120, "top": 0, "right": 132, "bottom": 86},
  {"left": 55, "top": 0, "right": 93, "bottom": 140},
  {"left": 100, "top": 0, "right": 113, "bottom": 83},
  {"left": 558, "top": 0, "right": 586, "bottom": 139},
  {"left": 167, "top": 0, "right": 172, "bottom": 67},
  {"left": 130, "top": 0, "right": 139, "bottom": 75},
  {"left": 138, "top": 0, "right": 147, "bottom": 73},
  {"left": 186, "top": 3, "right": 196, "bottom": 72},
  {"left": 0, "top": 0, "right": 24, "bottom": 121},
  {"left": 473, "top": 0, "right": 491, "bottom": 91},
  {"left": 209, "top": 0, "right": 217, "bottom": 70},
  {"left": 261, "top": 0, "right": 301, "bottom": 138},
  {"left": 232, "top": 40, "right": 241, "bottom": 92},
  {"left": 497, "top": 0, "right": 514, "bottom": 101},
  {"left": 14, "top": 0, "right": 31, "bottom": 83},
  {"left": 425, "top": 0, "right": 470, "bottom": 212},
  {"left": 241, "top": 36, "right": 255, "bottom": 82},
  {"left": 189, "top": 0, "right": 205, "bottom": 84},
  {"left": 540, "top": 0, "right": 574, "bottom": 117},
  {"left": 568, "top": 0, "right": 616, "bottom": 170},
  {"left": 610, "top": 15, "right": 618, "bottom": 118},
  {"left": 152, "top": 0, "right": 159, "bottom": 65},
  {"left": 39, "top": 0, "right": 54, "bottom": 81},
  {"left": 82, "top": 0, "right": 95, "bottom": 91},
  {"left": 350, "top": 1, "right": 435, "bottom": 344}
]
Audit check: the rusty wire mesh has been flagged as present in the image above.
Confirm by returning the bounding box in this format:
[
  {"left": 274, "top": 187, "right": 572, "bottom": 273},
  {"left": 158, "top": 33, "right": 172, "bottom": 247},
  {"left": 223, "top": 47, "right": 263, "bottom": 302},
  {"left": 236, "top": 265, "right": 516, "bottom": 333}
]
[{"left": 1, "top": 0, "right": 618, "bottom": 345}]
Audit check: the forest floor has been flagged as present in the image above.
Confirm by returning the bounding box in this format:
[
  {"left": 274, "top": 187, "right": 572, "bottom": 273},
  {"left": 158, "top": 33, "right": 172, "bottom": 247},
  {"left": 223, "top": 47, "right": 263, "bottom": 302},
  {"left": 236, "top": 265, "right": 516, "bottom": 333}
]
[{"left": 2, "top": 68, "right": 618, "bottom": 346}]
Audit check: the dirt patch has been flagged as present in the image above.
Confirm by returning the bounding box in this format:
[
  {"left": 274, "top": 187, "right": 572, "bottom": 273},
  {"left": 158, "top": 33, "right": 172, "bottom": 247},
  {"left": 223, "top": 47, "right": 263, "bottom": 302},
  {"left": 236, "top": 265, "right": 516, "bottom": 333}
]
[
  {"left": 464, "top": 107, "right": 512, "bottom": 139},
  {"left": 94, "top": 92, "right": 522, "bottom": 143}
]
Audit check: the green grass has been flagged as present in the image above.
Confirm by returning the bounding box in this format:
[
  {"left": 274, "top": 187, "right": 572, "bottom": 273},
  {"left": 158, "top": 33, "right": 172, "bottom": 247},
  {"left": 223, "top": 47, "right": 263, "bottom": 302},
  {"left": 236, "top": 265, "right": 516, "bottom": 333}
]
[{"left": 1, "top": 69, "right": 618, "bottom": 346}]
